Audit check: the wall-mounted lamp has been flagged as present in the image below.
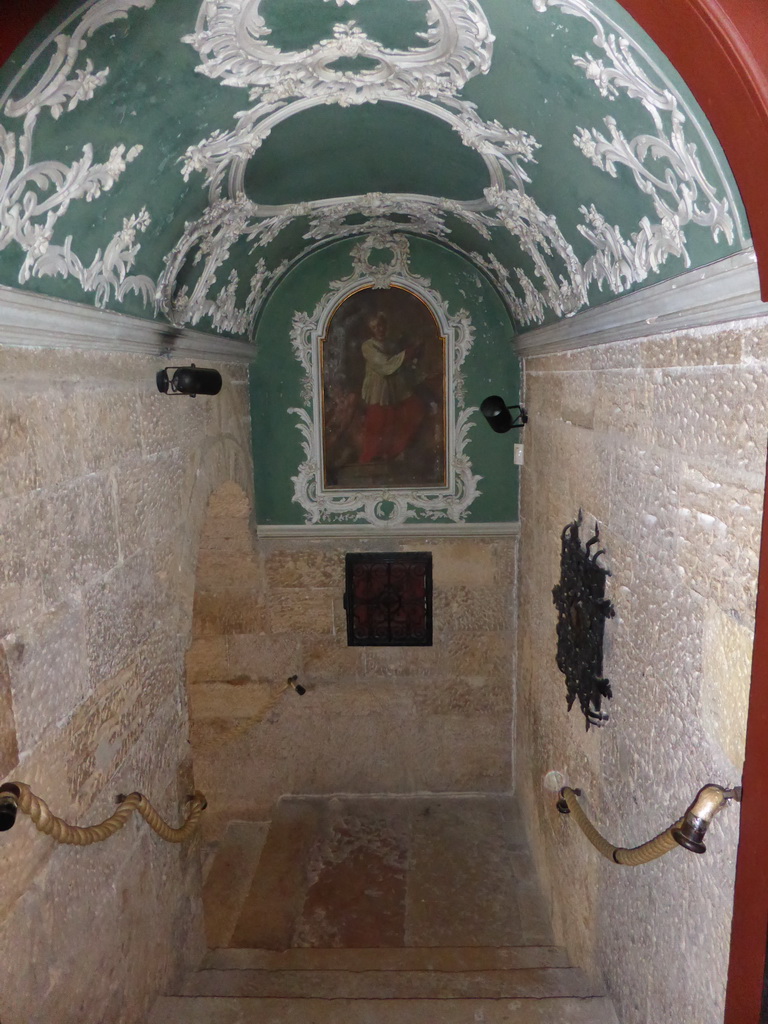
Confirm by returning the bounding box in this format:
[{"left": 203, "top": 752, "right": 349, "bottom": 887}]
[
  {"left": 156, "top": 364, "right": 222, "bottom": 397},
  {"left": 480, "top": 395, "right": 528, "bottom": 433}
]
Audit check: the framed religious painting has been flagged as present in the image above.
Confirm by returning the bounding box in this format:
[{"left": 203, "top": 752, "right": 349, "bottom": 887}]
[
  {"left": 320, "top": 286, "right": 446, "bottom": 491},
  {"left": 289, "top": 234, "right": 480, "bottom": 526}
]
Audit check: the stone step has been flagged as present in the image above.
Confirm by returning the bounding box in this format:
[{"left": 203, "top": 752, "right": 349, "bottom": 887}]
[
  {"left": 202, "top": 946, "right": 571, "bottom": 972},
  {"left": 182, "top": 966, "right": 593, "bottom": 999},
  {"left": 149, "top": 995, "right": 620, "bottom": 1024}
]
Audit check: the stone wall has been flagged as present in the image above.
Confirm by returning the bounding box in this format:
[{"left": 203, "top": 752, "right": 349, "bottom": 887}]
[
  {"left": 517, "top": 319, "right": 766, "bottom": 1024},
  {"left": 0, "top": 345, "right": 251, "bottom": 1024},
  {"left": 186, "top": 521, "right": 518, "bottom": 839}
]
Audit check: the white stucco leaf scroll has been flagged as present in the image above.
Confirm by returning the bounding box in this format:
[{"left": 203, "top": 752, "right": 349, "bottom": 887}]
[
  {"left": 533, "top": 0, "right": 743, "bottom": 296},
  {"left": 0, "top": 0, "right": 157, "bottom": 308}
]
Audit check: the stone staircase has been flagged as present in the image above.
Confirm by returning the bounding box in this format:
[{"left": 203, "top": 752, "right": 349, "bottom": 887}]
[
  {"left": 150, "top": 945, "right": 618, "bottom": 1022},
  {"left": 149, "top": 795, "right": 618, "bottom": 1023}
]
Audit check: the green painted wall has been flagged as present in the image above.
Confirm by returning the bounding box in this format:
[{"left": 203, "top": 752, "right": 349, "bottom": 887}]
[{"left": 251, "top": 235, "right": 522, "bottom": 525}]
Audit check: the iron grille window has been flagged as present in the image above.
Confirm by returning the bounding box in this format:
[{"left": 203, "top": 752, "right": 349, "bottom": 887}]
[{"left": 344, "top": 552, "right": 433, "bottom": 646}]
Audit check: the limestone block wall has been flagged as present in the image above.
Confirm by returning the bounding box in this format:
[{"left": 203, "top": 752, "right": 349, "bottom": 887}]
[
  {"left": 517, "top": 319, "right": 767, "bottom": 1024},
  {"left": 0, "top": 346, "right": 251, "bottom": 1024},
  {"left": 186, "top": 521, "right": 517, "bottom": 839}
]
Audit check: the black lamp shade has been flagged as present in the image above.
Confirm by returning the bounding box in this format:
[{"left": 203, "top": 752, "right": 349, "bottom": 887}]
[
  {"left": 480, "top": 395, "right": 514, "bottom": 433},
  {"left": 156, "top": 364, "right": 222, "bottom": 396}
]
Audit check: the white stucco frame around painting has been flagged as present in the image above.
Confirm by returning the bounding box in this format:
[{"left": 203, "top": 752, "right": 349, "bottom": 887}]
[{"left": 289, "top": 234, "right": 481, "bottom": 526}]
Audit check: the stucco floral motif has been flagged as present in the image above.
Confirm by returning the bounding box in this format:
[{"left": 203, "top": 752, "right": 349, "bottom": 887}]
[
  {"left": 166, "top": 0, "right": 741, "bottom": 337},
  {"left": 184, "top": 0, "right": 493, "bottom": 105},
  {"left": 289, "top": 234, "right": 481, "bottom": 525},
  {"left": 0, "top": 0, "right": 744, "bottom": 336},
  {"left": 533, "top": 0, "right": 742, "bottom": 294},
  {"left": 158, "top": 190, "right": 500, "bottom": 335},
  {"left": 0, "top": 0, "right": 156, "bottom": 307}
]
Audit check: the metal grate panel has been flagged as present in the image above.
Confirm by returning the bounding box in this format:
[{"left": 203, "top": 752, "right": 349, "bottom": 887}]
[{"left": 344, "top": 552, "right": 432, "bottom": 646}]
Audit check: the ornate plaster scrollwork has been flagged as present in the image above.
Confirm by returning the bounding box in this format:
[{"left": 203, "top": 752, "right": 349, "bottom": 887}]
[
  {"left": 470, "top": 251, "right": 547, "bottom": 327},
  {"left": 184, "top": 0, "right": 494, "bottom": 106},
  {"left": 0, "top": 0, "right": 156, "bottom": 308},
  {"left": 532, "top": 0, "right": 744, "bottom": 296},
  {"left": 288, "top": 233, "right": 481, "bottom": 526},
  {"left": 0, "top": 0, "right": 742, "bottom": 338},
  {"left": 484, "top": 186, "right": 587, "bottom": 320},
  {"left": 170, "top": 0, "right": 741, "bottom": 339},
  {"left": 158, "top": 189, "right": 501, "bottom": 334}
]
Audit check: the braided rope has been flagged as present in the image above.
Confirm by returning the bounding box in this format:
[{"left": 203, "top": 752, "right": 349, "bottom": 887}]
[
  {"left": 9, "top": 783, "right": 206, "bottom": 846},
  {"left": 560, "top": 787, "right": 684, "bottom": 865}
]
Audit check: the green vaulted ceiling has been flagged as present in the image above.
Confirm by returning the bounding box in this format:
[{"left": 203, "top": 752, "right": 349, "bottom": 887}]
[{"left": 0, "top": 0, "right": 750, "bottom": 339}]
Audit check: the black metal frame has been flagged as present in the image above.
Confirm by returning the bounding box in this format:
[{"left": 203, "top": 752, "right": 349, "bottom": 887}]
[{"left": 344, "top": 552, "right": 433, "bottom": 647}]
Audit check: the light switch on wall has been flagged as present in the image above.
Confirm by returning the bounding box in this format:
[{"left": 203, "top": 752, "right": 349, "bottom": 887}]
[{"left": 514, "top": 443, "right": 524, "bottom": 465}]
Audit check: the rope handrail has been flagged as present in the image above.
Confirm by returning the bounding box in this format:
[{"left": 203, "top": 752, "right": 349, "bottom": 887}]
[
  {"left": 557, "top": 784, "right": 741, "bottom": 865},
  {"left": 0, "top": 675, "right": 305, "bottom": 847},
  {"left": 0, "top": 783, "right": 206, "bottom": 845}
]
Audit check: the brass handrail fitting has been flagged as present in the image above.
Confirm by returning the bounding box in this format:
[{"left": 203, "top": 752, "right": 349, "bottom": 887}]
[
  {"left": 557, "top": 784, "right": 741, "bottom": 865},
  {"left": 671, "top": 784, "right": 742, "bottom": 854}
]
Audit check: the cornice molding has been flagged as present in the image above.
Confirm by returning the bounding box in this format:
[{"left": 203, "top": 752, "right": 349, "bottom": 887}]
[
  {"left": 0, "top": 285, "right": 255, "bottom": 362},
  {"left": 256, "top": 521, "right": 520, "bottom": 539},
  {"left": 514, "top": 249, "right": 768, "bottom": 357}
]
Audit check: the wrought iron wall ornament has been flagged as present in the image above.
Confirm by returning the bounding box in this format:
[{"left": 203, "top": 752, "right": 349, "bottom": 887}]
[{"left": 552, "top": 512, "right": 614, "bottom": 729}]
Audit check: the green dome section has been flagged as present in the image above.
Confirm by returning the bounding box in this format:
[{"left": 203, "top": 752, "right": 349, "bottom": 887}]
[
  {"left": 243, "top": 103, "right": 492, "bottom": 206},
  {"left": 258, "top": 0, "right": 433, "bottom": 54},
  {"left": 0, "top": 0, "right": 751, "bottom": 340}
]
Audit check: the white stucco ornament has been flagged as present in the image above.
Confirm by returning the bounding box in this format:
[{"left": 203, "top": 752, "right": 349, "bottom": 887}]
[
  {"left": 533, "top": 0, "right": 743, "bottom": 293},
  {"left": 0, "top": 0, "right": 745, "bottom": 336},
  {"left": 184, "top": 0, "right": 494, "bottom": 105},
  {"left": 289, "top": 233, "right": 481, "bottom": 525},
  {"left": 164, "top": 0, "right": 742, "bottom": 336},
  {"left": 0, "top": 0, "right": 156, "bottom": 307}
]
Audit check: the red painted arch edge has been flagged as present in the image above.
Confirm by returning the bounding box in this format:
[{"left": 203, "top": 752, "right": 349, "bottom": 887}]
[
  {"left": 0, "top": 0, "right": 61, "bottom": 69},
  {"left": 726, "top": 490, "right": 768, "bottom": 1017}
]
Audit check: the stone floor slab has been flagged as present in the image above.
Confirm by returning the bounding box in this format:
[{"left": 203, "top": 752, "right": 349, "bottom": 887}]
[
  {"left": 221, "top": 795, "right": 554, "bottom": 952},
  {"left": 405, "top": 796, "right": 537, "bottom": 947},
  {"left": 181, "top": 966, "right": 593, "bottom": 999},
  {"left": 149, "top": 996, "right": 620, "bottom": 1024},
  {"left": 230, "top": 800, "right": 322, "bottom": 949},
  {"left": 294, "top": 798, "right": 410, "bottom": 948},
  {"left": 202, "top": 946, "right": 571, "bottom": 972}
]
